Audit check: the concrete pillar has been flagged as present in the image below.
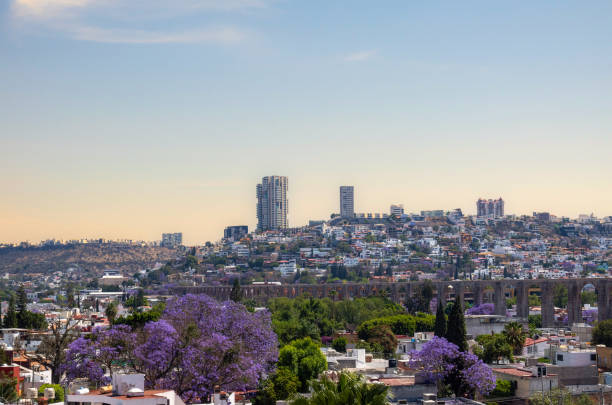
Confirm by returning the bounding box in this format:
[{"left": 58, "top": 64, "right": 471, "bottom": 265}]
[
  {"left": 541, "top": 283, "right": 555, "bottom": 328},
  {"left": 516, "top": 282, "right": 530, "bottom": 319},
  {"left": 494, "top": 282, "right": 506, "bottom": 316},
  {"left": 567, "top": 281, "right": 582, "bottom": 326},
  {"left": 598, "top": 280, "right": 610, "bottom": 322},
  {"left": 437, "top": 284, "right": 447, "bottom": 308},
  {"left": 455, "top": 284, "right": 465, "bottom": 304},
  {"left": 473, "top": 284, "right": 483, "bottom": 307}
]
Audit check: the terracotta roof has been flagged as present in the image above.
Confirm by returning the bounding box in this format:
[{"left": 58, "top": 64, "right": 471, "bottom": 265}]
[
  {"left": 378, "top": 376, "right": 415, "bottom": 386},
  {"left": 492, "top": 368, "right": 534, "bottom": 377},
  {"left": 524, "top": 337, "right": 549, "bottom": 347}
]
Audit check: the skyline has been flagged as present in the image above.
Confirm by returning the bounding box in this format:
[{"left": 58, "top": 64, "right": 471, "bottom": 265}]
[
  {"left": 1, "top": 177, "right": 609, "bottom": 244},
  {"left": 2, "top": 0, "right": 612, "bottom": 244}
]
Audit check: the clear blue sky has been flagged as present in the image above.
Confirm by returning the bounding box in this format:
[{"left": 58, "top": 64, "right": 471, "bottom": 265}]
[{"left": 1, "top": 0, "right": 611, "bottom": 244}]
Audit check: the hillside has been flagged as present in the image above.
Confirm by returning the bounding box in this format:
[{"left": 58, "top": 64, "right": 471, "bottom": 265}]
[{"left": 0, "top": 244, "right": 180, "bottom": 274}]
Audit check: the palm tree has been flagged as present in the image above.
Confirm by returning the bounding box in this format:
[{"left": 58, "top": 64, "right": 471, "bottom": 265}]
[
  {"left": 503, "top": 321, "right": 526, "bottom": 355},
  {"left": 291, "top": 372, "right": 389, "bottom": 405}
]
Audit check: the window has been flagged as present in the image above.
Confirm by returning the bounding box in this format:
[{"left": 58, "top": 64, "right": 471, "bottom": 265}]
[
  {"left": 591, "top": 354, "right": 597, "bottom": 361},
  {"left": 557, "top": 354, "right": 564, "bottom": 362}
]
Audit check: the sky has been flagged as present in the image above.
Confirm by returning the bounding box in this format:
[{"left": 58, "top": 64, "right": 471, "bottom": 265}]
[{"left": 1, "top": 0, "right": 611, "bottom": 245}]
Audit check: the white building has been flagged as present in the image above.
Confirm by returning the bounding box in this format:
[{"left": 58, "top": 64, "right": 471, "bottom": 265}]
[
  {"left": 390, "top": 204, "right": 404, "bottom": 217},
  {"left": 275, "top": 260, "right": 297, "bottom": 276},
  {"left": 67, "top": 374, "right": 185, "bottom": 405}
]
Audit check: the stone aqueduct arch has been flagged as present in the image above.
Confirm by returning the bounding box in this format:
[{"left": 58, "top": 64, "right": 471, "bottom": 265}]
[{"left": 172, "top": 278, "right": 612, "bottom": 326}]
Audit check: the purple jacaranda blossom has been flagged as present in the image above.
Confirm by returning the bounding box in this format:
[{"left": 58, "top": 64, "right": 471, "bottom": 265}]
[
  {"left": 63, "top": 324, "right": 135, "bottom": 384},
  {"left": 409, "top": 336, "right": 495, "bottom": 397},
  {"left": 466, "top": 303, "right": 495, "bottom": 315},
  {"left": 135, "top": 294, "right": 278, "bottom": 402},
  {"left": 583, "top": 308, "right": 598, "bottom": 325},
  {"left": 63, "top": 294, "right": 277, "bottom": 403}
]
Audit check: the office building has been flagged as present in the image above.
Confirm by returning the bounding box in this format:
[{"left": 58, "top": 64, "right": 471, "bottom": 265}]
[
  {"left": 476, "top": 198, "right": 504, "bottom": 218},
  {"left": 161, "top": 232, "right": 182, "bottom": 247},
  {"left": 390, "top": 204, "right": 404, "bottom": 217},
  {"left": 256, "top": 176, "right": 288, "bottom": 231},
  {"left": 224, "top": 225, "right": 248, "bottom": 241},
  {"left": 339, "top": 186, "right": 354, "bottom": 218}
]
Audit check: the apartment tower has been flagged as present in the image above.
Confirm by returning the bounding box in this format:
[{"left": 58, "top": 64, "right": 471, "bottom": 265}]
[
  {"left": 257, "top": 176, "right": 288, "bottom": 231},
  {"left": 339, "top": 186, "right": 355, "bottom": 218}
]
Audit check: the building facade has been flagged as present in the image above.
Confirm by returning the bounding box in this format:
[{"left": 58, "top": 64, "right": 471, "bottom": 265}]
[
  {"left": 476, "top": 198, "right": 504, "bottom": 218},
  {"left": 161, "top": 232, "right": 182, "bottom": 247},
  {"left": 339, "top": 186, "right": 354, "bottom": 218},
  {"left": 257, "top": 176, "right": 288, "bottom": 231},
  {"left": 223, "top": 225, "right": 248, "bottom": 241},
  {"left": 390, "top": 204, "right": 404, "bottom": 217}
]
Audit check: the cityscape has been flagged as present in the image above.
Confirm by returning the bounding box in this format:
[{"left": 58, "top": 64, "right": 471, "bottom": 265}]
[{"left": 2, "top": 1, "right": 612, "bottom": 405}]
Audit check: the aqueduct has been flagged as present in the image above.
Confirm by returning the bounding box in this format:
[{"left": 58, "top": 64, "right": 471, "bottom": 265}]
[{"left": 171, "top": 278, "right": 612, "bottom": 327}]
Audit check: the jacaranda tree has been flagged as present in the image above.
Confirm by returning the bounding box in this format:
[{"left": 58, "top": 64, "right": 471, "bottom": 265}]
[
  {"left": 64, "top": 294, "right": 278, "bottom": 402},
  {"left": 409, "top": 336, "right": 495, "bottom": 398}
]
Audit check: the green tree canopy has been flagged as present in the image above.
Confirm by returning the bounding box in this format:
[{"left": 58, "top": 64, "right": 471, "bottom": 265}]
[
  {"left": 278, "top": 337, "right": 327, "bottom": 392},
  {"left": 291, "top": 372, "right": 389, "bottom": 405},
  {"left": 593, "top": 320, "right": 612, "bottom": 347}
]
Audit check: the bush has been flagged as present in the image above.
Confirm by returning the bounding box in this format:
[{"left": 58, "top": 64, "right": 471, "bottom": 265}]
[
  {"left": 332, "top": 337, "right": 347, "bottom": 353},
  {"left": 38, "top": 384, "right": 64, "bottom": 402},
  {"left": 488, "top": 379, "right": 516, "bottom": 398}
]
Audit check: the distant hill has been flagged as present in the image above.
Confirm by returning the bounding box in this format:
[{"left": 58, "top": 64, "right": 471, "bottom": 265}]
[{"left": 0, "top": 243, "right": 180, "bottom": 274}]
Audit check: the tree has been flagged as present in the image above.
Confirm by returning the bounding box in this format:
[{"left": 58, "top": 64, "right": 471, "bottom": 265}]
[
  {"left": 409, "top": 336, "right": 495, "bottom": 398},
  {"left": 230, "top": 278, "right": 243, "bottom": 303},
  {"left": 291, "top": 372, "right": 389, "bottom": 405},
  {"left": 65, "top": 295, "right": 278, "bottom": 402},
  {"left": 34, "top": 316, "right": 80, "bottom": 383},
  {"left": 0, "top": 378, "right": 19, "bottom": 403},
  {"left": 135, "top": 288, "right": 146, "bottom": 308},
  {"left": 553, "top": 284, "right": 568, "bottom": 308},
  {"left": 332, "top": 337, "right": 347, "bottom": 353},
  {"left": 445, "top": 298, "right": 467, "bottom": 352},
  {"left": 503, "top": 321, "right": 526, "bottom": 355},
  {"left": 487, "top": 379, "right": 516, "bottom": 398},
  {"left": 474, "top": 334, "right": 514, "bottom": 364},
  {"left": 434, "top": 300, "right": 447, "bottom": 337},
  {"left": 67, "top": 284, "right": 76, "bottom": 308},
  {"left": 278, "top": 337, "right": 327, "bottom": 392},
  {"left": 529, "top": 389, "right": 594, "bottom": 405},
  {"left": 592, "top": 319, "right": 612, "bottom": 347},
  {"left": 105, "top": 301, "right": 118, "bottom": 323},
  {"left": 581, "top": 290, "right": 597, "bottom": 306},
  {"left": 406, "top": 280, "right": 434, "bottom": 314},
  {"left": 16, "top": 285, "right": 28, "bottom": 327},
  {"left": 3, "top": 295, "right": 17, "bottom": 328},
  {"left": 363, "top": 324, "right": 397, "bottom": 356}
]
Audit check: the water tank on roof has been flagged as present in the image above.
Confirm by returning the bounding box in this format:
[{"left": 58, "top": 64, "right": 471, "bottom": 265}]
[
  {"left": 25, "top": 388, "right": 38, "bottom": 399},
  {"left": 604, "top": 372, "right": 612, "bottom": 386},
  {"left": 126, "top": 387, "right": 144, "bottom": 398},
  {"left": 44, "top": 387, "right": 55, "bottom": 399}
]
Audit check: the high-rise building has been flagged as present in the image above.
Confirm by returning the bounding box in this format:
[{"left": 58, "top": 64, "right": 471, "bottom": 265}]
[
  {"left": 339, "top": 186, "right": 354, "bottom": 218},
  {"left": 476, "top": 198, "right": 504, "bottom": 218},
  {"left": 161, "top": 232, "right": 182, "bottom": 247},
  {"left": 224, "top": 225, "right": 249, "bottom": 241},
  {"left": 390, "top": 204, "right": 404, "bottom": 217},
  {"left": 257, "top": 176, "right": 288, "bottom": 231}
]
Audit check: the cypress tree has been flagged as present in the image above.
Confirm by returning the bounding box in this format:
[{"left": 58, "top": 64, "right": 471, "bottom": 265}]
[
  {"left": 446, "top": 297, "right": 467, "bottom": 351},
  {"left": 16, "top": 286, "right": 28, "bottom": 328},
  {"left": 230, "top": 278, "right": 243, "bottom": 303},
  {"left": 434, "top": 300, "right": 447, "bottom": 337},
  {"left": 3, "top": 295, "right": 17, "bottom": 328}
]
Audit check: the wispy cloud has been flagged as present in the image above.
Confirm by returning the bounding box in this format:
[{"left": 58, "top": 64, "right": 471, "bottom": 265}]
[
  {"left": 10, "top": 0, "right": 263, "bottom": 44},
  {"left": 343, "top": 50, "right": 376, "bottom": 62}
]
